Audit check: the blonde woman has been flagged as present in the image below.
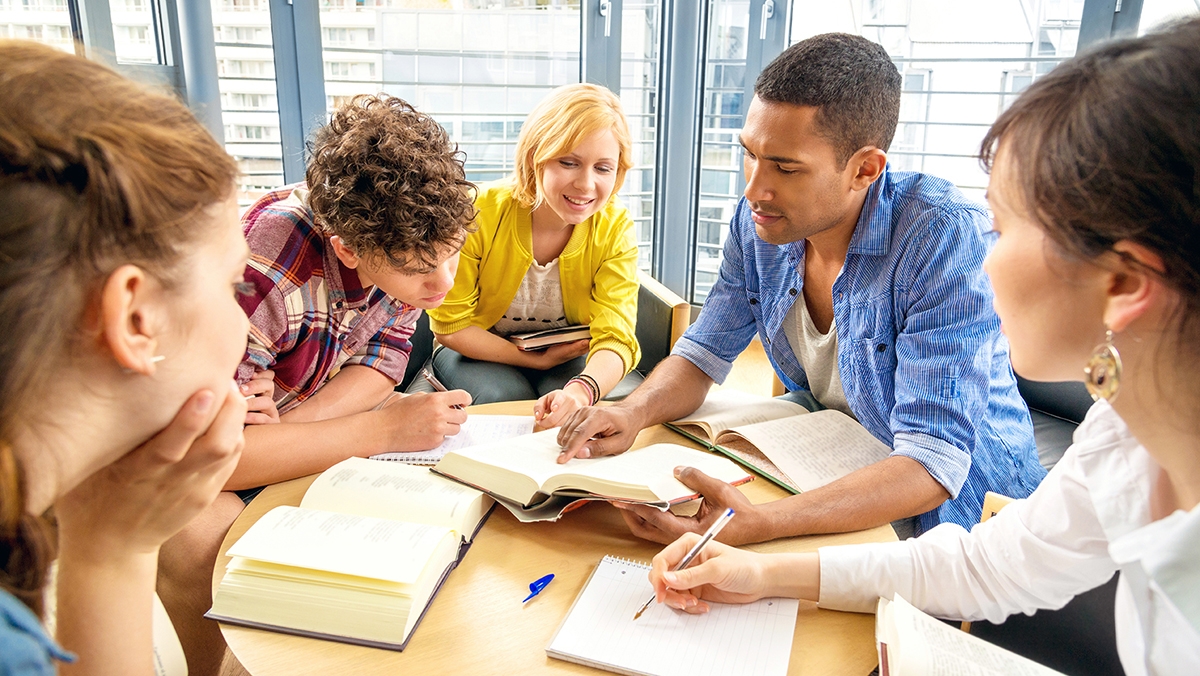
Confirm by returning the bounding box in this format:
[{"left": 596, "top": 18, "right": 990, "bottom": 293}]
[
  {"left": 428, "top": 83, "right": 640, "bottom": 428},
  {"left": 645, "top": 20, "right": 1200, "bottom": 676}
]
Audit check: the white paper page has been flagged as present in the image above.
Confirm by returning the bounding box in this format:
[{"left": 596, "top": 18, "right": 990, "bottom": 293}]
[
  {"left": 562, "top": 443, "right": 751, "bottom": 501},
  {"left": 227, "top": 506, "right": 452, "bottom": 584},
  {"left": 445, "top": 428, "right": 567, "bottom": 488},
  {"left": 890, "top": 595, "right": 1066, "bottom": 676},
  {"left": 301, "top": 457, "right": 484, "bottom": 534},
  {"left": 728, "top": 410, "right": 891, "bottom": 492},
  {"left": 548, "top": 556, "right": 798, "bottom": 676},
  {"left": 371, "top": 415, "right": 535, "bottom": 464},
  {"left": 672, "top": 390, "right": 807, "bottom": 440}
]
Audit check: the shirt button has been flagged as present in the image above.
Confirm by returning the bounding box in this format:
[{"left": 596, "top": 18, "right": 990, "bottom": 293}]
[
  {"left": 749, "top": 298, "right": 758, "bottom": 305},
  {"left": 788, "top": 288, "right": 797, "bottom": 296},
  {"left": 876, "top": 344, "right": 887, "bottom": 353}
]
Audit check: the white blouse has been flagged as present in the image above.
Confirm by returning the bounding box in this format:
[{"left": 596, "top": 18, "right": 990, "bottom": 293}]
[{"left": 818, "top": 400, "right": 1200, "bottom": 676}]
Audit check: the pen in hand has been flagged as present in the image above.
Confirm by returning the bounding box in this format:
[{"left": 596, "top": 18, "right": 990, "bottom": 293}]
[
  {"left": 633, "top": 507, "right": 735, "bottom": 621},
  {"left": 421, "top": 366, "right": 465, "bottom": 410}
]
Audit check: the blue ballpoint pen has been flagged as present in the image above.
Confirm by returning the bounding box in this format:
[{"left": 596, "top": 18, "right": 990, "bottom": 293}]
[{"left": 633, "top": 507, "right": 735, "bottom": 620}]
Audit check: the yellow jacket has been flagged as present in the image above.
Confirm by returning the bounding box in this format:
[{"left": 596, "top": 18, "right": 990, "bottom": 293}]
[{"left": 428, "top": 181, "right": 641, "bottom": 374}]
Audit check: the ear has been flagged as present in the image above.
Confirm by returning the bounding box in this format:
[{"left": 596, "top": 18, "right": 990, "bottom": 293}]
[
  {"left": 329, "top": 236, "right": 360, "bottom": 269},
  {"left": 99, "top": 264, "right": 162, "bottom": 376},
  {"left": 1103, "top": 241, "right": 1168, "bottom": 333},
  {"left": 848, "top": 147, "right": 887, "bottom": 191}
]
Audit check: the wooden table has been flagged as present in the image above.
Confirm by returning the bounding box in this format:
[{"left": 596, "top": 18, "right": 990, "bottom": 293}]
[{"left": 214, "top": 402, "right": 896, "bottom": 675}]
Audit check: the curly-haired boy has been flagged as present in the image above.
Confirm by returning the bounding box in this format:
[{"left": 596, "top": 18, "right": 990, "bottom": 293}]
[{"left": 157, "top": 95, "right": 476, "bottom": 675}]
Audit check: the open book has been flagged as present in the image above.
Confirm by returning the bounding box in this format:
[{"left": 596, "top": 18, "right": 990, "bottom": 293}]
[
  {"left": 876, "top": 595, "right": 1066, "bottom": 675},
  {"left": 666, "top": 390, "right": 891, "bottom": 494},
  {"left": 433, "top": 429, "right": 752, "bottom": 520},
  {"left": 207, "top": 458, "right": 494, "bottom": 651},
  {"left": 508, "top": 324, "right": 590, "bottom": 351}
]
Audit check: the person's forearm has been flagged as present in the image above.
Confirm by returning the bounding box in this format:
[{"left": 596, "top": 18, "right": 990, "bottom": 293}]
[
  {"left": 580, "top": 349, "right": 625, "bottom": 397},
  {"left": 280, "top": 364, "right": 394, "bottom": 424},
  {"left": 232, "top": 412, "right": 386, "bottom": 487},
  {"left": 56, "top": 547, "right": 157, "bottom": 675},
  {"left": 761, "top": 552, "right": 821, "bottom": 602},
  {"left": 613, "top": 356, "right": 714, "bottom": 428},
  {"left": 753, "top": 456, "right": 950, "bottom": 541},
  {"left": 436, "top": 326, "right": 537, "bottom": 367}
]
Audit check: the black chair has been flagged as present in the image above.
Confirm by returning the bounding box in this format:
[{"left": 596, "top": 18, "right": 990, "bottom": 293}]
[{"left": 1017, "top": 375, "right": 1095, "bottom": 471}]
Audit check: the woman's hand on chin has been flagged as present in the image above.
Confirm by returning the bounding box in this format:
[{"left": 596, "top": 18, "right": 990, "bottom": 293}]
[{"left": 55, "top": 380, "right": 246, "bottom": 562}]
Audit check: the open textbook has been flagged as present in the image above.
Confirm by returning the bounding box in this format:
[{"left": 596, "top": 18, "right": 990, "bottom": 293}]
[
  {"left": 876, "top": 595, "right": 1067, "bottom": 675},
  {"left": 666, "top": 389, "right": 891, "bottom": 494},
  {"left": 547, "top": 555, "right": 799, "bottom": 676},
  {"left": 433, "top": 429, "right": 752, "bottom": 520},
  {"left": 371, "top": 414, "right": 536, "bottom": 465},
  {"left": 207, "top": 458, "right": 494, "bottom": 650}
]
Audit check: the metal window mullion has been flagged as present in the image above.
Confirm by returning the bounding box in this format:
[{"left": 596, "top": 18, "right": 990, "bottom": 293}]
[
  {"left": 269, "top": 0, "right": 327, "bottom": 184},
  {"left": 650, "top": 0, "right": 707, "bottom": 299},
  {"left": 175, "top": 0, "right": 223, "bottom": 144},
  {"left": 75, "top": 0, "right": 117, "bottom": 65},
  {"left": 581, "top": 0, "right": 623, "bottom": 92}
]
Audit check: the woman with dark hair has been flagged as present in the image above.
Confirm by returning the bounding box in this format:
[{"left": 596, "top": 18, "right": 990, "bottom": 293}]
[
  {"left": 0, "top": 41, "right": 248, "bottom": 673},
  {"left": 644, "top": 18, "right": 1200, "bottom": 675}
]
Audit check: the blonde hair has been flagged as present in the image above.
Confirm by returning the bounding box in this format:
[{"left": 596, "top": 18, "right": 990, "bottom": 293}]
[{"left": 510, "top": 83, "right": 634, "bottom": 209}]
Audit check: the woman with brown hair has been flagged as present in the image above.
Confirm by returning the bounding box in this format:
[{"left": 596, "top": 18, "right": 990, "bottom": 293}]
[
  {"left": 0, "top": 41, "right": 248, "bottom": 673},
  {"left": 645, "top": 18, "right": 1200, "bottom": 675}
]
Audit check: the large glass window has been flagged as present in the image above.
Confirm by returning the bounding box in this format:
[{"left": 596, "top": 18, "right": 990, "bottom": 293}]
[
  {"left": 213, "top": 1, "right": 285, "bottom": 207},
  {"left": 109, "top": 0, "right": 159, "bottom": 64},
  {"left": 318, "top": 0, "right": 582, "bottom": 187},
  {"left": 693, "top": 0, "right": 750, "bottom": 301},
  {"left": 0, "top": 0, "right": 73, "bottom": 53},
  {"left": 620, "top": 0, "right": 660, "bottom": 270}
]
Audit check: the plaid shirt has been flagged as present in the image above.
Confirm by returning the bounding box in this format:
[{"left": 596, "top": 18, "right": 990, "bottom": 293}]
[{"left": 235, "top": 185, "right": 419, "bottom": 414}]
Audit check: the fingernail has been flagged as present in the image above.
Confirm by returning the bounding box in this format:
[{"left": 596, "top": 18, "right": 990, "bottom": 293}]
[
  {"left": 580, "top": 447, "right": 591, "bottom": 459},
  {"left": 674, "top": 466, "right": 684, "bottom": 476},
  {"left": 195, "top": 390, "right": 215, "bottom": 413},
  {"left": 685, "top": 597, "right": 697, "bottom": 608},
  {"left": 663, "top": 572, "right": 678, "bottom": 585},
  {"left": 240, "top": 384, "right": 249, "bottom": 393}
]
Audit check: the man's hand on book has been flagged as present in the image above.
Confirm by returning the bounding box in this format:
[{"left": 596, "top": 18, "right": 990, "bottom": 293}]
[
  {"left": 612, "top": 467, "right": 766, "bottom": 545},
  {"left": 555, "top": 403, "right": 643, "bottom": 463}
]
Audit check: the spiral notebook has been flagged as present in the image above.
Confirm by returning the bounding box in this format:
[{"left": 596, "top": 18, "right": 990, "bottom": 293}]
[{"left": 547, "top": 555, "right": 799, "bottom": 676}]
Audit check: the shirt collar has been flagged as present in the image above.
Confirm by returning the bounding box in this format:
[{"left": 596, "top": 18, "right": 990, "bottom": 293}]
[
  {"left": 1109, "top": 502, "right": 1200, "bottom": 635},
  {"left": 846, "top": 164, "right": 895, "bottom": 257},
  {"left": 0, "top": 590, "right": 75, "bottom": 663}
]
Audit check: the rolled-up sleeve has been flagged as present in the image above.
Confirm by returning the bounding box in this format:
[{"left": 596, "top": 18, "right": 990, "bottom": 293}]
[{"left": 342, "top": 306, "right": 419, "bottom": 384}]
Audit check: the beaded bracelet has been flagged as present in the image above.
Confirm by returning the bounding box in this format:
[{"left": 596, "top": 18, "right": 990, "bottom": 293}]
[{"left": 565, "top": 373, "right": 600, "bottom": 406}]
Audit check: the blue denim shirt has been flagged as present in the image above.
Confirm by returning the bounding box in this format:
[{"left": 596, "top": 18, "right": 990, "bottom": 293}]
[
  {"left": 674, "top": 167, "right": 1045, "bottom": 533},
  {"left": 1, "top": 589, "right": 73, "bottom": 676}
]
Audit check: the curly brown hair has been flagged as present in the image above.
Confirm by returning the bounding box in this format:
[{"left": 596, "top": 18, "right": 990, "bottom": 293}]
[{"left": 306, "top": 95, "right": 476, "bottom": 273}]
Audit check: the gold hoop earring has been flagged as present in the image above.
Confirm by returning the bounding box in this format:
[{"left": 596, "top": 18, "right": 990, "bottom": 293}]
[{"left": 1083, "top": 329, "right": 1121, "bottom": 402}]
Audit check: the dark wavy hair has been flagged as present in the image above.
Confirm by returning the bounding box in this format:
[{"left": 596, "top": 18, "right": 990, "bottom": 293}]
[
  {"left": 306, "top": 95, "right": 476, "bottom": 273},
  {"left": 0, "top": 40, "right": 237, "bottom": 616},
  {"left": 755, "top": 32, "right": 902, "bottom": 165},
  {"left": 981, "top": 17, "right": 1200, "bottom": 347}
]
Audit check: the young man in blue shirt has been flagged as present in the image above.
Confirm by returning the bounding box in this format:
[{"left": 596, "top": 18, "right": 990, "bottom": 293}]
[{"left": 557, "top": 32, "right": 1044, "bottom": 544}]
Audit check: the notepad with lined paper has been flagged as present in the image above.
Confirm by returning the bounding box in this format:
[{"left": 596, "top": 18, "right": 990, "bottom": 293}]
[{"left": 546, "top": 555, "right": 799, "bottom": 676}]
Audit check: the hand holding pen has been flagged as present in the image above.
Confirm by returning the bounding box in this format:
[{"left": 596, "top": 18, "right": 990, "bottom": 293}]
[
  {"left": 645, "top": 507, "right": 784, "bottom": 616},
  {"left": 421, "top": 366, "right": 466, "bottom": 410},
  {"left": 636, "top": 508, "right": 735, "bottom": 619}
]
